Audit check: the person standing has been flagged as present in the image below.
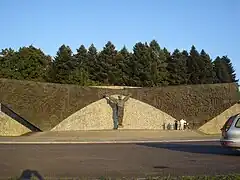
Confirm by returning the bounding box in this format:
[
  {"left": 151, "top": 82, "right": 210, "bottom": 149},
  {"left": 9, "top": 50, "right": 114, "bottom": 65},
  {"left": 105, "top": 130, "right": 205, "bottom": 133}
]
[
  {"left": 177, "top": 120, "right": 180, "bottom": 130},
  {"left": 179, "top": 119, "right": 186, "bottom": 130}
]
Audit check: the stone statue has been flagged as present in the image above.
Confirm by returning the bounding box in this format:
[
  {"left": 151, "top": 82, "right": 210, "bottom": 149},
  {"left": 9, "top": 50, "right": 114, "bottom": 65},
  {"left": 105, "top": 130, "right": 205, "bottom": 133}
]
[{"left": 104, "top": 93, "right": 131, "bottom": 128}]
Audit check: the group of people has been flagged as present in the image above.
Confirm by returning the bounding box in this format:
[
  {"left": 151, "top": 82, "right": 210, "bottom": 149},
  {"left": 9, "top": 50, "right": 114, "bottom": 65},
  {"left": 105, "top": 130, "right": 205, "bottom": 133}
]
[{"left": 175, "top": 119, "right": 189, "bottom": 130}]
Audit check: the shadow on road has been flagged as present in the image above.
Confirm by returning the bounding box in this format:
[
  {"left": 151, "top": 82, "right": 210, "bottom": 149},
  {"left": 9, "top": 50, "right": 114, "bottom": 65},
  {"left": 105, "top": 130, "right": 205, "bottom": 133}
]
[
  {"left": 136, "top": 142, "right": 240, "bottom": 156},
  {"left": 18, "top": 169, "right": 44, "bottom": 180}
]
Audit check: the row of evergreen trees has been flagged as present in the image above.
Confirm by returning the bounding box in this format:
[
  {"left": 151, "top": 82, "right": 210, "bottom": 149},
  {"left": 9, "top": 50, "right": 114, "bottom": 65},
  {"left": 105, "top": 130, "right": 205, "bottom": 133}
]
[{"left": 0, "top": 40, "right": 237, "bottom": 86}]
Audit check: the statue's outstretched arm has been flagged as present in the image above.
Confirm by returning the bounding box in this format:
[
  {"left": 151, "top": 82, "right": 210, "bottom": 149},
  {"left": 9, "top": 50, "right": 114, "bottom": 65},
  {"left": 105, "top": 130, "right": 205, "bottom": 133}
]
[
  {"left": 109, "top": 96, "right": 117, "bottom": 103},
  {"left": 105, "top": 94, "right": 117, "bottom": 103},
  {"left": 123, "top": 93, "right": 132, "bottom": 102}
]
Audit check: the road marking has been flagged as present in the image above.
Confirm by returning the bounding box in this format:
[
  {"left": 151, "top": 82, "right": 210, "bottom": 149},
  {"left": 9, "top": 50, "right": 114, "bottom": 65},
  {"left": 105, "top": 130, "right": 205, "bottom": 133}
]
[{"left": 0, "top": 139, "right": 220, "bottom": 144}]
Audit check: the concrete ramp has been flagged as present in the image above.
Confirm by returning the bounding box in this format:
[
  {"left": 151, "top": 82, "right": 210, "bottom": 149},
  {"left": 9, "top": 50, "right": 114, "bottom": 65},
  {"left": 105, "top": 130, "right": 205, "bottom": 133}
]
[
  {"left": 198, "top": 103, "right": 240, "bottom": 134},
  {"left": 0, "top": 103, "right": 41, "bottom": 136},
  {"left": 51, "top": 95, "right": 176, "bottom": 131}
]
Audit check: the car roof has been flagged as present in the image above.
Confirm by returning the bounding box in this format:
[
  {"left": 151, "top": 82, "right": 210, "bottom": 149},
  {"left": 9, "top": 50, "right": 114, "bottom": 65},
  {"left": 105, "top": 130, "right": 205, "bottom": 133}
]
[{"left": 235, "top": 113, "right": 240, "bottom": 118}]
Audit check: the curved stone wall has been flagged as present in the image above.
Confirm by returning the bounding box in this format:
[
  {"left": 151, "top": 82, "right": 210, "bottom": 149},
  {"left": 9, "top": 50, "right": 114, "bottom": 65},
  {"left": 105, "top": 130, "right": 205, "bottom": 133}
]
[{"left": 51, "top": 95, "right": 176, "bottom": 131}]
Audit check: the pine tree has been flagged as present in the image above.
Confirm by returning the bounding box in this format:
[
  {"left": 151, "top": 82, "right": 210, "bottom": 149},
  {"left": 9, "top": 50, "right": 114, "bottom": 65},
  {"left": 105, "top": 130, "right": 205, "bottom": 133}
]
[
  {"left": 213, "top": 56, "right": 238, "bottom": 83},
  {"left": 131, "top": 42, "right": 151, "bottom": 86},
  {"left": 187, "top": 45, "right": 201, "bottom": 84},
  {"left": 198, "top": 49, "right": 215, "bottom": 84},
  {"left": 97, "top": 41, "right": 118, "bottom": 85},
  {"left": 50, "top": 45, "right": 73, "bottom": 84},
  {"left": 213, "top": 56, "right": 230, "bottom": 83},
  {"left": 149, "top": 40, "right": 169, "bottom": 86},
  {"left": 114, "top": 46, "right": 131, "bottom": 86},
  {"left": 120, "top": 46, "right": 132, "bottom": 86},
  {"left": 86, "top": 44, "right": 98, "bottom": 82},
  {"left": 167, "top": 49, "right": 188, "bottom": 85},
  {"left": 75, "top": 45, "right": 88, "bottom": 69},
  {"left": 221, "top": 56, "right": 238, "bottom": 83}
]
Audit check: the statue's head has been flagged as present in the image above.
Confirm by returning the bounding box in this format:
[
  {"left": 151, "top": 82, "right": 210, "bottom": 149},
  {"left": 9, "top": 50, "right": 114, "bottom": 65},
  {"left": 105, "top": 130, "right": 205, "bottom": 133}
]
[{"left": 118, "top": 95, "right": 122, "bottom": 100}]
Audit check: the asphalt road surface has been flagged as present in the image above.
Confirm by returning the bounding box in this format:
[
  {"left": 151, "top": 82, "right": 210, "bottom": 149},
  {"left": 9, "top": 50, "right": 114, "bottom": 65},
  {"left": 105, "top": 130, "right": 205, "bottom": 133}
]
[{"left": 0, "top": 141, "right": 239, "bottom": 179}]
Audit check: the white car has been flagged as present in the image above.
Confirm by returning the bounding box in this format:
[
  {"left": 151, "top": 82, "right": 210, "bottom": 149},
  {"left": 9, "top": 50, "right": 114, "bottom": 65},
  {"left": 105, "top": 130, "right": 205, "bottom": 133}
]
[{"left": 220, "top": 113, "right": 240, "bottom": 151}]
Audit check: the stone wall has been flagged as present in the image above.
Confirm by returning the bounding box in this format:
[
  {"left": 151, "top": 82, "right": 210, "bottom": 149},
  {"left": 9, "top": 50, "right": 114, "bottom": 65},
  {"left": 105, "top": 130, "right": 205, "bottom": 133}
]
[{"left": 0, "top": 78, "right": 238, "bottom": 131}]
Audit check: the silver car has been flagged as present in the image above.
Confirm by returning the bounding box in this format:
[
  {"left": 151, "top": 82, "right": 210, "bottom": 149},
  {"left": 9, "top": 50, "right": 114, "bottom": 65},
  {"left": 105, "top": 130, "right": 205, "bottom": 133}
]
[{"left": 220, "top": 113, "right": 240, "bottom": 151}]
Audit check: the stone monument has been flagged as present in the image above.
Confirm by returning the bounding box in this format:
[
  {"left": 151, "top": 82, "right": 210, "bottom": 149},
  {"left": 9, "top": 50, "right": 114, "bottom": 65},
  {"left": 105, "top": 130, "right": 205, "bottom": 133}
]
[{"left": 104, "top": 93, "right": 131, "bottom": 129}]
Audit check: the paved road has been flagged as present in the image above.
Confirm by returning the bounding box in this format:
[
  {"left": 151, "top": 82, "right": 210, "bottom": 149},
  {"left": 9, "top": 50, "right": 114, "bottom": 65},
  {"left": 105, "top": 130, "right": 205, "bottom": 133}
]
[
  {"left": 3, "top": 130, "right": 220, "bottom": 143},
  {"left": 0, "top": 141, "right": 239, "bottom": 179}
]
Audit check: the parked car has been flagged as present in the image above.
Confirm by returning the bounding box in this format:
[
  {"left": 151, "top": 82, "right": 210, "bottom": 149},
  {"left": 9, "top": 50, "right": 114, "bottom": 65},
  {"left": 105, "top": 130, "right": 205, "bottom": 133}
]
[{"left": 220, "top": 114, "right": 240, "bottom": 151}]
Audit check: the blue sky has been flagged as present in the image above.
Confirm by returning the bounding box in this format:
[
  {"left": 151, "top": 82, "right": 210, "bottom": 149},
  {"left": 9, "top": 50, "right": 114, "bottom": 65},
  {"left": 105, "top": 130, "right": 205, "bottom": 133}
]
[{"left": 0, "top": 0, "right": 239, "bottom": 79}]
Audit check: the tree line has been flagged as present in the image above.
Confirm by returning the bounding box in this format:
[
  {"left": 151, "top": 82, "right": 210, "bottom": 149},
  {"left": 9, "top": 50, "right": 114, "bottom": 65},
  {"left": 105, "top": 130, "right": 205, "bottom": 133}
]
[{"left": 0, "top": 40, "right": 237, "bottom": 87}]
